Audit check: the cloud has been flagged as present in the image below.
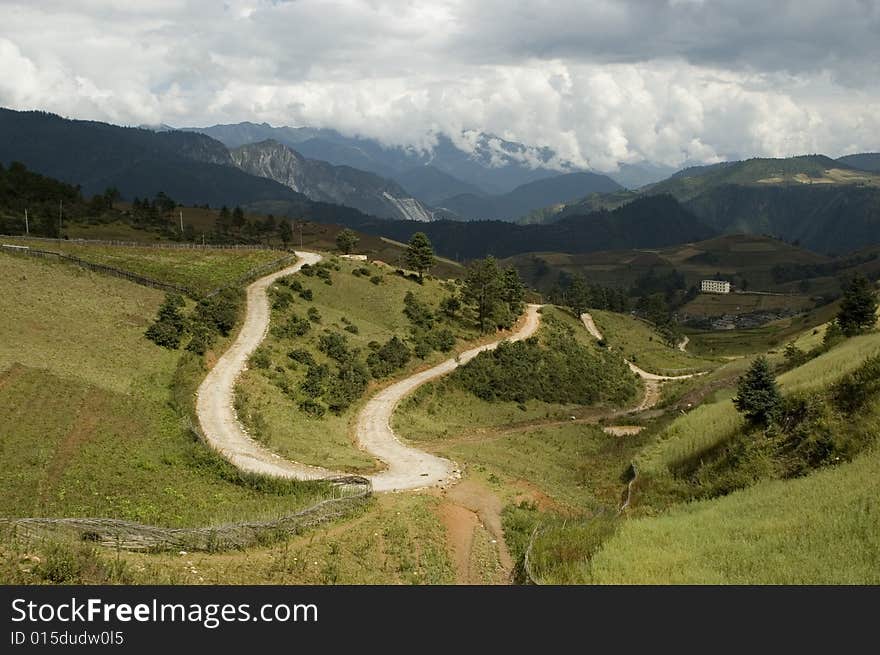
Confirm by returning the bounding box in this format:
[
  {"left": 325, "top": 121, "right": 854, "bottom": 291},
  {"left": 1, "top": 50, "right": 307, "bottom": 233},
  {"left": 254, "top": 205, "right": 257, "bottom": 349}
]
[{"left": 1, "top": 0, "right": 878, "bottom": 171}]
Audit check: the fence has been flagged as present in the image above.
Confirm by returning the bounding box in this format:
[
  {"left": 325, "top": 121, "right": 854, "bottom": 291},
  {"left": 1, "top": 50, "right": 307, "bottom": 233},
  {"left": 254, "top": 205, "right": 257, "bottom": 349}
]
[
  {"left": 1, "top": 244, "right": 298, "bottom": 299},
  {"left": 1, "top": 476, "right": 371, "bottom": 552},
  {"left": 1, "top": 244, "right": 195, "bottom": 296},
  {"left": 521, "top": 464, "right": 638, "bottom": 585},
  {"left": 0, "top": 234, "right": 279, "bottom": 250}
]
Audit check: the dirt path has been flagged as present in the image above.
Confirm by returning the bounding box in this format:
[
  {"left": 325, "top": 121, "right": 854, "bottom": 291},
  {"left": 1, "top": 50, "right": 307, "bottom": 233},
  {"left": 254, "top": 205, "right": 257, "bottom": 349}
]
[
  {"left": 580, "top": 313, "right": 702, "bottom": 411},
  {"left": 195, "top": 252, "right": 542, "bottom": 492},
  {"left": 678, "top": 335, "right": 689, "bottom": 352}
]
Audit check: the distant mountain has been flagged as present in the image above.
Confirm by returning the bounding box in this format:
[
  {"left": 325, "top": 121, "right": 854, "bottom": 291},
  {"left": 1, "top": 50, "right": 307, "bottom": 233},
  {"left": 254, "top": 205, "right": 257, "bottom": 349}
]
[
  {"left": 251, "top": 194, "right": 715, "bottom": 260},
  {"left": 393, "top": 166, "right": 486, "bottom": 205},
  {"left": 230, "top": 140, "right": 434, "bottom": 222},
  {"left": 526, "top": 154, "right": 880, "bottom": 254},
  {"left": 0, "top": 108, "right": 385, "bottom": 225},
  {"left": 438, "top": 172, "right": 622, "bottom": 221},
  {"left": 190, "top": 122, "right": 580, "bottom": 195},
  {"left": 837, "top": 153, "right": 880, "bottom": 173},
  {"left": 606, "top": 161, "right": 677, "bottom": 189}
]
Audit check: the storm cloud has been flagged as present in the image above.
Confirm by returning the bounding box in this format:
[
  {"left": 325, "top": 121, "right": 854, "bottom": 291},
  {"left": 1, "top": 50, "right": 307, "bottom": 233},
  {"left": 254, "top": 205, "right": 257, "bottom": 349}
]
[{"left": 1, "top": 0, "right": 878, "bottom": 171}]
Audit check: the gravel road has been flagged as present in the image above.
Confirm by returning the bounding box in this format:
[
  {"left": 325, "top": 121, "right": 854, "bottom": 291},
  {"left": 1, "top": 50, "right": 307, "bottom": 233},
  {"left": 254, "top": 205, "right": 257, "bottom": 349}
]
[{"left": 196, "top": 251, "right": 542, "bottom": 491}]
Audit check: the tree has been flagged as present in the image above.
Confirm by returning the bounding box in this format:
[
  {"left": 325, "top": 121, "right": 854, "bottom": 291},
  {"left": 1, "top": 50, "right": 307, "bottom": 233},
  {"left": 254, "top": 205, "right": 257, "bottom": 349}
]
[
  {"left": 733, "top": 356, "right": 782, "bottom": 426},
  {"left": 405, "top": 232, "right": 435, "bottom": 280},
  {"left": 501, "top": 267, "right": 525, "bottom": 315},
  {"left": 440, "top": 294, "right": 461, "bottom": 318},
  {"left": 336, "top": 228, "right": 359, "bottom": 254},
  {"left": 232, "top": 206, "right": 246, "bottom": 233},
  {"left": 837, "top": 273, "right": 878, "bottom": 336},
  {"left": 568, "top": 274, "right": 590, "bottom": 317},
  {"left": 279, "top": 220, "right": 293, "bottom": 247},
  {"left": 463, "top": 256, "right": 503, "bottom": 333}
]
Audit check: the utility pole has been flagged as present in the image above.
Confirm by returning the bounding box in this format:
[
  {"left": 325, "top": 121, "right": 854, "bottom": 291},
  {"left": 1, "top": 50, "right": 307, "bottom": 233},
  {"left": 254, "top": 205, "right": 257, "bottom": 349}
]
[
  {"left": 299, "top": 222, "right": 303, "bottom": 249},
  {"left": 58, "top": 200, "right": 63, "bottom": 239},
  {"left": 179, "top": 210, "right": 184, "bottom": 233},
  {"left": 24, "top": 208, "right": 28, "bottom": 235}
]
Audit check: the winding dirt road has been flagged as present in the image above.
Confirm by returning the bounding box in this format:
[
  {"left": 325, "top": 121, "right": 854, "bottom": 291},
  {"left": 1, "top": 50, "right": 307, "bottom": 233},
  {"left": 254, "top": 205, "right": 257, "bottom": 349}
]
[
  {"left": 580, "top": 312, "right": 702, "bottom": 411},
  {"left": 195, "top": 251, "right": 542, "bottom": 492}
]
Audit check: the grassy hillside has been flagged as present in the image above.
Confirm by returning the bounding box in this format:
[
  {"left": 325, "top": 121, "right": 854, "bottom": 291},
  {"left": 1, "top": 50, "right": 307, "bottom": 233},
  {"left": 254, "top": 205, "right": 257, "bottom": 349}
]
[
  {"left": 2, "top": 237, "right": 288, "bottom": 296},
  {"left": 394, "top": 307, "right": 639, "bottom": 443},
  {"left": 589, "top": 309, "right": 717, "bottom": 374},
  {"left": 589, "top": 440, "right": 880, "bottom": 584},
  {"left": 0, "top": 253, "right": 330, "bottom": 526},
  {"left": 637, "top": 330, "right": 880, "bottom": 476},
  {"left": 234, "top": 256, "right": 481, "bottom": 472}
]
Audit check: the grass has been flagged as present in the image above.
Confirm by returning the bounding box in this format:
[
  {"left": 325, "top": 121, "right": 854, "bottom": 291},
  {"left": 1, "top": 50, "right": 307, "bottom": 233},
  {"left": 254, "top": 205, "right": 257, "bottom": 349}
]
[
  {"left": 588, "top": 444, "right": 880, "bottom": 584},
  {"left": 637, "top": 330, "right": 880, "bottom": 476},
  {"left": 3, "top": 237, "right": 288, "bottom": 295},
  {"left": 447, "top": 422, "right": 646, "bottom": 512},
  {"left": 681, "top": 291, "right": 813, "bottom": 318},
  {"left": 235, "top": 257, "right": 479, "bottom": 472},
  {"left": 1, "top": 494, "right": 455, "bottom": 584},
  {"left": 685, "top": 300, "right": 839, "bottom": 357},
  {"left": 0, "top": 254, "right": 330, "bottom": 527},
  {"left": 393, "top": 306, "right": 639, "bottom": 443},
  {"left": 590, "top": 309, "right": 717, "bottom": 374}
]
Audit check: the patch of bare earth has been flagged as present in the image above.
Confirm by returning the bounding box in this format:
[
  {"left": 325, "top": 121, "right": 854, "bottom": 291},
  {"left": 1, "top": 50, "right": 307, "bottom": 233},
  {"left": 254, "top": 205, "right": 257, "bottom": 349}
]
[{"left": 436, "top": 478, "right": 513, "bottom": 584}]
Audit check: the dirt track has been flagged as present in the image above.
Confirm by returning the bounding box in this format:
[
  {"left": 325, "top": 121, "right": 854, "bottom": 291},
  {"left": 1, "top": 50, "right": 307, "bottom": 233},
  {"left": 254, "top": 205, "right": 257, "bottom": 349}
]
[
  {"left": 195, "top": 251, "right": 542, "bottom": 492},
  {"left": 580, "top": 312, "right": 702, "bottom": 410}
]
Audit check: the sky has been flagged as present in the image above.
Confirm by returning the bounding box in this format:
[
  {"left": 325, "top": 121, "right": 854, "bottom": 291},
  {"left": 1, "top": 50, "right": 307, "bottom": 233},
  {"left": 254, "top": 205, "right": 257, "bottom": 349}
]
[{"left": 1, "top": 0, "right": 879, "bottom": 172}]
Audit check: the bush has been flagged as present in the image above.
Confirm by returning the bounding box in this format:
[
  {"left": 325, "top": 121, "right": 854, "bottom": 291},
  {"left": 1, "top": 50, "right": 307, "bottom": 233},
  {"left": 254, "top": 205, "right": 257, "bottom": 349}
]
[
  {"left": 298, "top": 398, "right": 326, "bottom": 418},
  {"left": 318, "top": 331, "right": 351, "bottom": 362},
  {"left": 307, "top": 307, "right": 321, "bottom": 323},
  {"left": 272, "top": 314, "right": 311, "bottom": 339},
  {"left": 344, "top": 324, "right": 360, "bottom": 334},
  {"left": 145, "top": 319, "right": 182, "bottom": 349},
  {"left": 831, "top": 354, "right": 880, "bottom": 413},
  {"left": 370, "top": 275, "right": 383, "bottom": 285},
  {"left": 404, "top": 291, "right": 435, "bottom": 329},
  {"left": 299, "top": 288, "right": 313, "bottom": 301},
  {"left": 300, "top": 364, "right": 330, "bottom": 398},
  {"left": 287, "top": 349, "right": 315, "bottom": 367},
  {"left": 193, "top": 288, "right": 240, "bottom": 336},
  {"left": 300, "top": 264, "right": 315, "bottom": 276},
  {"left": 271, "top": 287, "right": 295, "bottom": 310},
  {"left": 431, "top": 327, "right": 456, "bottom": 352},
  {"left": 325, "top": 359, "right": 370, "bottom": 413},
  {"left": 367, "top": 336, "right": 411, "bottom": 378},
  {"left": 454, "top": 316, "right": 635, "bottom": 405},
  {"left": 250, "top": 346, "right": 271, "bottom": 369}
]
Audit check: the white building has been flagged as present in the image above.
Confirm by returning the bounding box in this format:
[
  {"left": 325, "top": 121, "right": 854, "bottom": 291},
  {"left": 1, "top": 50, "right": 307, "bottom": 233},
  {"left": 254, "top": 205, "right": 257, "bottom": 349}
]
[{"left": 701, "top": 279, "right": 731, "bottom": 294}]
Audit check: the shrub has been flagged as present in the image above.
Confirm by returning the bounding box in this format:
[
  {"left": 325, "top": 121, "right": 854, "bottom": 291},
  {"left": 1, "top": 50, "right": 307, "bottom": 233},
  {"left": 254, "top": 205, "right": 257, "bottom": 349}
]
[
  {"left": 300, "top": 364, "right": 329, "bottom": 398},
  {"left": 307, "top": 307, "right": 321, "bottom": 323},
  {"left": 298, "top": 399, "right": 326, "bottom": 418},
  {"left": 367, "top": 336, "right": 411, "bottom": 378},
  {"left": 145, "top": 319, "right": 182, "bottom": 349},
  {"left": 733, "top": 356, "right": 782, "bottom": 426},
  {"left": 300, "top": 264, "right": 315, "bottom": 276},
  {"left": 272, "top": 314, "right": 311, "bottom": 339},
  {"left": 193, "top": 288, "right": 240, "bottom": 336},
  {"left": 318, "top": 331, "right": 351, "bottom": 362},
  {"left": 250, "top": 346, "right": 271, "bottom": 369},
  {"left": 287, "top": 349, "right": 315, "bottom": 367},
  {"left": 344, "top": 324, "right": 360, "bottom": 334},
  {"left": 431, "top": 327, "right": 456, "bottom": 352},
  {"left": 370, "top": 275, "right": 383, "bottom": 285},
  {"left": 299, "top": 288, "right": 314, "bottom": 301}
]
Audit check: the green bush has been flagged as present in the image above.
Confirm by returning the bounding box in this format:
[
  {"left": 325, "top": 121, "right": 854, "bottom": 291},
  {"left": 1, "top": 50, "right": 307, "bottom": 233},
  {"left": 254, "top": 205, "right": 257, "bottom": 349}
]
[
  {"left": 272, "top": 314, "right": 311, "bottom": 339},
  {"left": 367, "top": 336, "right": 411, "bottom": 378}
]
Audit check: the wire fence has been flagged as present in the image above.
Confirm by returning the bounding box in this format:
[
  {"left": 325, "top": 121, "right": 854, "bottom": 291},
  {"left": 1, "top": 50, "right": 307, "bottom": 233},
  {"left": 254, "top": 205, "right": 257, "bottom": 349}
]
[
  {"left": 0, "top": 476, "right": 372, "bottom": 552},
  {"left": 0, "top": 234, "right": 279, "bottom": 250},
  {"left": 0, "top": 244, "right": 298, "bottom": 299},
  {"left": 521, "top": 463, "right": 638, "bottom": 585}
]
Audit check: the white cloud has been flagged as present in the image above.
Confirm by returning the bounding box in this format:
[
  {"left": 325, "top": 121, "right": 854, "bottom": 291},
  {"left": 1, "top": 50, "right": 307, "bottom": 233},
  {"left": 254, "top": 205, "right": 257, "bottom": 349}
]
[{"left": 1, "top": 0, "right": 878, "bottom": 171}]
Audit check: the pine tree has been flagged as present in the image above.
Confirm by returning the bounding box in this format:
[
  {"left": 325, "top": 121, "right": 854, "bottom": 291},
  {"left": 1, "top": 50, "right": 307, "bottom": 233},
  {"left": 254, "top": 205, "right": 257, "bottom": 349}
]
[
  {"left": 568, "top": 274, "right": 590, "bottom": 317},
  {"left": 837, "top": 273, "right": 878, "bottom": 336},
  {"left": 733, "top": 356, "right": 782, "bottom": 426},
  {"left": 463, "top": 256, "right": 503, "bottom": 333},
  {"left": 336, "top": 228, "right": 359, "bottom": 254},
  {"left": 279, "top": 220, "right": 293, "bottom": 247},
  {"left": 404, "top": 232, "right": 436, "bottom": 280}
]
